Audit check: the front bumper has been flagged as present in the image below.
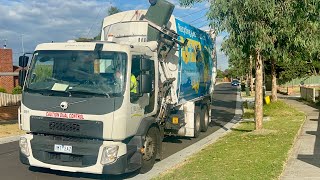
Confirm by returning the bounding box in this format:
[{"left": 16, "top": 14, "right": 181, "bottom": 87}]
[
  {"left": 20, "top": 150, "right": 135, "bottom": 175},
  {"left": 19, "top": 134, "right": 140, "bottom": 175}
]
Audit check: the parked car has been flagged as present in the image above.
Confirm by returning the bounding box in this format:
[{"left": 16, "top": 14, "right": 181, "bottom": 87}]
[{"left": 231, "top": 79, "right": 240, "bottom": 86}]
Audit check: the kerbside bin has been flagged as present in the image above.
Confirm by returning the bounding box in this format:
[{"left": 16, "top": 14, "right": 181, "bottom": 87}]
[{"left": 145, "top": 0, "right": 175, "bottom": 41}]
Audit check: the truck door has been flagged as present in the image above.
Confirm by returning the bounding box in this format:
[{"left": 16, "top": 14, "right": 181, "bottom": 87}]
[
  {"left": 130, "top": 57, "right": 148, "bottom": 120},
  {"left": 128, "top": 56, "right": 155, "bottom": 127}
]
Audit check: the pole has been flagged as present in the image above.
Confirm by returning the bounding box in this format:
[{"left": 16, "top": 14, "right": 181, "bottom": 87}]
[{"left": 21, "top": 34, "right": 25, "bottom": 54}]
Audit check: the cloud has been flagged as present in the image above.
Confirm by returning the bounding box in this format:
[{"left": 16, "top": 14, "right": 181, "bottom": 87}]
[
  {"left": 0, "top": 0, "right": 227, "bottom": 70},
  {"left": 0, "top": 0, "right": 111, "bottom": 64}
]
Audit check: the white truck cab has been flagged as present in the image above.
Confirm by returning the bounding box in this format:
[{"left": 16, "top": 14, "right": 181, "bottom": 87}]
[{"left": 18, "top": 0, "right": 216, "bottom": 175}]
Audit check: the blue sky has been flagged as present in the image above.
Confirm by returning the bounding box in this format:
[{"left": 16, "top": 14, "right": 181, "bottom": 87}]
[{"left": 0, "top": 0, "right": 228, "bottom": 70}]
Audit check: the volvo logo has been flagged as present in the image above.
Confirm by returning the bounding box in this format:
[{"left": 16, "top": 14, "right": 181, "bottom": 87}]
[{"left": 60, "top": 101, "right": 69, "bottom": 110}]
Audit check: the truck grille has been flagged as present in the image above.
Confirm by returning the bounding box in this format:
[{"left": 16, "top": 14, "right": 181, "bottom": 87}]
[
  {"left": 49, "top": 121, "right": 80, "bottom": 132},
  {"left": 30, "top": 116, "right": 103, "bottom": 139}
]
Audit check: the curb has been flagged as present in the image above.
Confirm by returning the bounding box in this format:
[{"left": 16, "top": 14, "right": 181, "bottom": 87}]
[
  {"left": 278, "top": 99, "right": 309, "bottom": 179},
  {"left": 128, "top": 89, "right": 243, "bottom": 180},
  {"left": 0, "top": 119, "right": 18, "bottom": 123},
  {"left": 0, "top": 135, "right": 21, "bottom": 145},
  {"left": 279, "top": 115, "right": 307, "bottom": 179}
]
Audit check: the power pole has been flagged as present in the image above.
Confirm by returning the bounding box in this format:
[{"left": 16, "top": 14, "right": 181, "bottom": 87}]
[{"left": 21, "top": 34, "right": 25, "bottom": 54}]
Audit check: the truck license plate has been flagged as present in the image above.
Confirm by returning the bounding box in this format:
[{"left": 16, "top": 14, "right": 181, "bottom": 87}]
[{"left": 54, "top": 144, "right": 72, "bottom": 153}]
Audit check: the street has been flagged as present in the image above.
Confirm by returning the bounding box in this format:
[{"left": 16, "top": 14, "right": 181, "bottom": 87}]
[{"left": 0, "top": 83, "right": 237, "bottom": 180}]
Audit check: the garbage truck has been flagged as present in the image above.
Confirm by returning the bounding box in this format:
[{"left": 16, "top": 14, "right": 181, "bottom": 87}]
[{"left": 18, "top": 0, "right": 217, "bottom": 175}]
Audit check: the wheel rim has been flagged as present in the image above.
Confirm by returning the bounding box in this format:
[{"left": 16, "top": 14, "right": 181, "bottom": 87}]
[
  {"left": 143, "top": 136, "right": 156, "bottom": 161},
  {"left": 196, "top": 113, "right": 201, "bottom": 131},
  {"left": 204, "top": 108, "right": 209, "bottom": 125}
]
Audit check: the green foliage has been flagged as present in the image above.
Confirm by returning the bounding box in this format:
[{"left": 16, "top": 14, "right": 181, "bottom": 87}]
[
  {"left": 93, "top": 34, "right": 101, "bottom": 40},
  {"left": 33, "top": 65, "right": 53, "bottom": 82},
  {"left": 179, "top": 0, "right": 320, "bottom": 81},
  {"left": 179, "top": 0, "right": 204, "bottom": 6},
  {"left": 107, "top": 6, "right": 121, "bottom": 16},
  {"left": 0, "top": 87, "right": 7, "bottom": 93},
  {"left": 74, "top": 37, "right": 93, "bottom": 42},
  {"left": 12, "top": 86, "right": 22, "bottom": 94},
  {"left": 216, "top": 69, "right": 225, "bottom": 78},
  {"left": 179, "top": 0, "right": 319, "bottom": 130}
]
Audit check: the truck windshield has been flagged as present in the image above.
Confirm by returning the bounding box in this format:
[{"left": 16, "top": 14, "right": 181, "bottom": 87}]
[{"left": 25, "top": 50, "right": 127, "bottom": 97}]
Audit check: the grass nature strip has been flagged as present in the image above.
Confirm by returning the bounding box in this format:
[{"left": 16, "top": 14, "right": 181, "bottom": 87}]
[
  {"left": 155, "top": 100, "right": 305, "bottom": 180},
  {"left": 0, "top": 122, "right": 24, "bottom": 138}
]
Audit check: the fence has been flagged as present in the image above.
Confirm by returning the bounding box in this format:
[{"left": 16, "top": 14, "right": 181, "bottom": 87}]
[
  {"left": 300, "top": 87, "right": 320, "bottom": 102},
  {"left": 281, "top": 76, "right": 320, "bottom": 87},
  {"left": 0, "top": 92, "right": 21, "bottom": 107}
]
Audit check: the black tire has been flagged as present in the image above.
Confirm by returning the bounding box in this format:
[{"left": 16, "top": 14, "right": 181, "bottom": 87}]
[
  {"left": 194, "top": 106, "right": 201, "bottom": 138},
  {"left": 200, "top": 105, "right": 210, "bottom": 132},
  {"left": 139, "top": 126, "right": 159, "bottom": 174}
]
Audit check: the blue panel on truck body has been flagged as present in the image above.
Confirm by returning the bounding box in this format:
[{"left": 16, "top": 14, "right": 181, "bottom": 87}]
[{"left": 175, "top": 18, "right": 215, "bottom": 104}]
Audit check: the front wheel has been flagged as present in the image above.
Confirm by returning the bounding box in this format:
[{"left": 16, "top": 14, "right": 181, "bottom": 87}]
[{"left": 139, "top": 126, "right": 159, "bottom": 174}]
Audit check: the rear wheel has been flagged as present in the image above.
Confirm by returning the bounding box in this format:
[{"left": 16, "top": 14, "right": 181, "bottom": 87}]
[
  {"left": 194, "top": 106, "right": 201, "bottom": 138},
  {"left": 200, "top": 105, "right": 209, "bottom": 132},
  {"left": 139, "top": 126, "right": 159, "bottom": 174}
]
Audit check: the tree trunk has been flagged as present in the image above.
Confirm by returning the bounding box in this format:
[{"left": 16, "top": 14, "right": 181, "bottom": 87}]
[
  {"left": 249, "top": 55, "right": 253, "bottom": 95},
  {"left": 246, "top": 73, "right": 249, "bottom": 87},
  {"left": 255, "top": 50, "right": 263, "bottom": 130},
  {"left": 271, "top": 58, "right": 278, "bottom": 102},
  {"left": 245, "top": 73, "right": 249, "bottom": 94}
]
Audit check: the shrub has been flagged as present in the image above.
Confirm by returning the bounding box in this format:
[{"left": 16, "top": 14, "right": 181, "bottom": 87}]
[
  {"left": 12, "top": 86, "right": 22, "bottom": 94},
  {"left": 0, "top": 87, "right": 7, "bottom": 93}
]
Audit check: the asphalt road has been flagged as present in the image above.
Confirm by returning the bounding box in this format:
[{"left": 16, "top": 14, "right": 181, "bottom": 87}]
[{"left": 0, "top": 83, "right": 237, "bottom": 180}]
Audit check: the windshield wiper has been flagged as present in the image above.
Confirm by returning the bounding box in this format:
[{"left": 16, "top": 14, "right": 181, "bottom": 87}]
[
  {"left": 24, "top": 88, "right": 70, "bottom": 96},
  {"left": 68, "top": 89, "right": 110, "bottom": 98}
]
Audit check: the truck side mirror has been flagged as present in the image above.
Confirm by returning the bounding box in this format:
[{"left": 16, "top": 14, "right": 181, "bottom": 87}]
[
  {"left": 140, "top": 58, "right": 152, "bottom": 71},
  {"left": 139, "top": 74, "right": 152, "bottom": 93},
  {"left": 19, "top": 69, "right": 27, "bottom": 87},
  {"left": 19, "top": 55, "right": 29, "bottom": 67}
]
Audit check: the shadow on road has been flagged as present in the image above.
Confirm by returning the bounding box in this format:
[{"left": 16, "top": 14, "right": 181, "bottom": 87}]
[
  {"left": 29, "top": 166, "right": 140, "bottom": 180},
  {"left": 29, "top": 167, "right": 104, "bottom": 180},
  {"left": 162, "top": 136, "right": 192, "bottom": 144}
]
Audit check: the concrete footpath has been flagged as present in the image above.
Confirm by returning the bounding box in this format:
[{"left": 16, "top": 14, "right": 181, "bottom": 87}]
[{"left": 280, "top": 95, "right": 320, "bottom": 179}]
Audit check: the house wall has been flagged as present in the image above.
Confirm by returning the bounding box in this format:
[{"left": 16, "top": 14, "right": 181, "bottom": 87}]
[{"left": 0, "top": 48, "right": 15, "bottom": 93}]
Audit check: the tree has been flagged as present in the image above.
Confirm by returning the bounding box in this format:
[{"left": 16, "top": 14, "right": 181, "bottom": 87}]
[
  {"left": 179, "top": 0, "right": 319, "bottom": 131},
  {"left": 179, "top": 0, "right": 274, "bottom": 130},
  {"left": 108, "top": 6, "right": 121, "bottom": 15},
  {"left": 270, "top": 0, "right": 320, "bottom": 98},
  {"left": 74, "top": 37, "right": 94, "bottom": 42},
  {"left": 216, "top": 69, "right": 225, "bottom": 78}
]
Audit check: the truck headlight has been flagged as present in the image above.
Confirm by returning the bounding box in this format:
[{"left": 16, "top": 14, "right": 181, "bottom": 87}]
[
  {"left": 19, "top": 137, "right": 30, "bottom": 157},
  {"left": 100, "top": 146, "right": 119, "bottom": 165}
]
